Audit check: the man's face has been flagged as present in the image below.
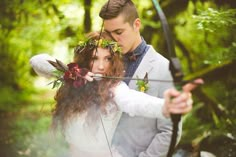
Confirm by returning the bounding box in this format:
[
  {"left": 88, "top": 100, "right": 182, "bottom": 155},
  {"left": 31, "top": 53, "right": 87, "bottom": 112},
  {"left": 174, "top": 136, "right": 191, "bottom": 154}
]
[{"left": 104, "top": 14, "right": 140, "bottom": 54}]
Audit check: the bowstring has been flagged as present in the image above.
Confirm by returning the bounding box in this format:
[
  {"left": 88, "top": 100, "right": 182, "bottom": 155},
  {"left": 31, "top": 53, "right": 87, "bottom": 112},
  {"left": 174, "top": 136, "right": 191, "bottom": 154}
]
[
  {"left": 99, "top": 113, "right": 114, "bottom": 157},
  {"left": 96, "top": 0, "right": 114, "bottom": 157}
]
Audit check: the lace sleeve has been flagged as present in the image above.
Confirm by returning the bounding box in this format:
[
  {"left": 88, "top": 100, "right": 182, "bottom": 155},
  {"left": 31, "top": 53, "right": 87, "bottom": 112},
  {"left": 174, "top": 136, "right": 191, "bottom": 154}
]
[
  {"left": 29, "top": 53, "right": 57, "bottom": 78},
  {"left": 113, "top": 82, "right": 167, "bottom": 119}
]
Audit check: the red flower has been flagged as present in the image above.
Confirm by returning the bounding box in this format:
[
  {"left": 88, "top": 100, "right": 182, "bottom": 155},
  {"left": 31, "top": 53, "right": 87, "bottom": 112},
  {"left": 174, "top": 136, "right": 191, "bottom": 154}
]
[
  {"left": 63, "top": 63, "right": 89, "bottom": 88},
  {"left": 67, "top": 63, "right": 78, "bottom": 70}
]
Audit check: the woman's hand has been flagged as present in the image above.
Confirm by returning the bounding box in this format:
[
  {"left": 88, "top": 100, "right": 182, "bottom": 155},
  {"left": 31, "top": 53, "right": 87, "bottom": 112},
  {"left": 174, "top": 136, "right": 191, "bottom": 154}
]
[
  {"left": 162, "top": 79, "right": 204, "bottom": 118},
  {"left": 84, "top": 72, "right": 106, "bottom": 82},
  {"left": 83, "top": 72, "right": 94, "bottom": 82}
]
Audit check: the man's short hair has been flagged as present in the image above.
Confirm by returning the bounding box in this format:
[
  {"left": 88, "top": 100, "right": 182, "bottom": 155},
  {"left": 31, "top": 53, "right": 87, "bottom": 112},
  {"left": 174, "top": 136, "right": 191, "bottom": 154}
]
[{"left": 99, "top": 0, "right": 139, "bottom": 25}]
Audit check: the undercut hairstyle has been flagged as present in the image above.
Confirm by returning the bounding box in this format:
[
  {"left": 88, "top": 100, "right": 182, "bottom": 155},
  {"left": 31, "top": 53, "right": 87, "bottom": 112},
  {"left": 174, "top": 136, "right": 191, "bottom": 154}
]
[{"left": 99, "top": 0, "right": 139, "bottom": 25}]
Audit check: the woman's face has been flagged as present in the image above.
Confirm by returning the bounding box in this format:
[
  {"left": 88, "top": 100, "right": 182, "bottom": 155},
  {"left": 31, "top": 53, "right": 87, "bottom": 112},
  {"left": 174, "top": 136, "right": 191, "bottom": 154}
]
[{"left": 90, "top": 47, "right": 112, "bottom": 75}]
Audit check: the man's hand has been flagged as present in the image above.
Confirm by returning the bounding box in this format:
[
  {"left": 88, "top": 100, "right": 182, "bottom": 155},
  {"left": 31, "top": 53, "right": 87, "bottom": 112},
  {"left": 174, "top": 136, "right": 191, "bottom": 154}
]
[{"left": 162, "top": 78, "right": 204, "bottom": 118}]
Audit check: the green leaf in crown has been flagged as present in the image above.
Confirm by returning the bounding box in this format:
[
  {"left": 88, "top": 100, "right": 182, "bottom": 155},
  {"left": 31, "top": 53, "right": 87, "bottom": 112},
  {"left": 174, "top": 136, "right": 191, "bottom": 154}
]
[{"left": 77, "top": 39, "right": 122, "bottom": 56}]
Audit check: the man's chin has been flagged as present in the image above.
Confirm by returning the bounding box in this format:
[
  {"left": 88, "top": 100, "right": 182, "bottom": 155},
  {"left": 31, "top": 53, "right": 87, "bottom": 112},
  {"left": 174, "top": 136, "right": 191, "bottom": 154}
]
[{"left": 121, "top": 49, "right": 129, "bottom": 54}]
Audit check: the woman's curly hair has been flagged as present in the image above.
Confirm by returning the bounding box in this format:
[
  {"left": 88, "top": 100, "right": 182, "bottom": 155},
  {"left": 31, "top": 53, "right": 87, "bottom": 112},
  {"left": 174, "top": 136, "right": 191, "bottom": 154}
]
[{"left": 52, "top": 32, "right": 124, "bottom": 131}]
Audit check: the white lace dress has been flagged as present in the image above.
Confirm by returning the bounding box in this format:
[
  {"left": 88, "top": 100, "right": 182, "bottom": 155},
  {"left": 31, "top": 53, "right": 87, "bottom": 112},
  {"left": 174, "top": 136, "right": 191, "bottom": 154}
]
[{"left": 64, "top": 82, "right": 167, "bottom": 157}]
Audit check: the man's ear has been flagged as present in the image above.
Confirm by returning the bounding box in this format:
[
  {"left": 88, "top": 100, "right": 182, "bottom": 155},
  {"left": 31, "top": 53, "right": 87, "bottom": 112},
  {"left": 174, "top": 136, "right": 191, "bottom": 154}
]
[{"left": 133, "top": 18, "right": 141, "bottom": 31}]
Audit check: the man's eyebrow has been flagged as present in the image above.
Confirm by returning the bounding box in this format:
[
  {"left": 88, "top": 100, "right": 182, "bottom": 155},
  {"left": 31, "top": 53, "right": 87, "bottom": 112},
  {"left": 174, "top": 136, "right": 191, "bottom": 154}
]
[
  {"left": 104, "top": 29, "right": 122, "bottom": 33},
  {"left": 104, "top": 29, "right": 111, "bottom": 33}
]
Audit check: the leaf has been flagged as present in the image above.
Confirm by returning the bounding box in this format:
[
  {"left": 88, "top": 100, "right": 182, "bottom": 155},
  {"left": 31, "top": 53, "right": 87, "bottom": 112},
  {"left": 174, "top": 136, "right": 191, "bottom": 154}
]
[
  {"left": 48, "top": 60, "right": 68, "bottom": 72},
  {"left": 56, "top": 59, "right": 68, "bottom": 72},
  {"left": 144, "top": 72, "right": 149, "bottom": 84}
]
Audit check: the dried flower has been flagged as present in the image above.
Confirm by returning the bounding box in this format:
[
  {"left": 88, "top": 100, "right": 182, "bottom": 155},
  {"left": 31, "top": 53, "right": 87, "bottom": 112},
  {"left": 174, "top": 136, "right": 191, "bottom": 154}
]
[
  {"left": 63, "top": 63, "right": 89, "bottom": 88},
  {"left": 30, "top": 54, "right": 89, "bottom": 89}
]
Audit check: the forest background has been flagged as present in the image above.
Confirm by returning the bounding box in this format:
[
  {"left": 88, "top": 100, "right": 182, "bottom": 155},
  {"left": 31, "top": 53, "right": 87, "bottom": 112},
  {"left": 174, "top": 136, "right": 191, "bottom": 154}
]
[{"left": 0, "top": 0, "right": 235, "bottom": 157}]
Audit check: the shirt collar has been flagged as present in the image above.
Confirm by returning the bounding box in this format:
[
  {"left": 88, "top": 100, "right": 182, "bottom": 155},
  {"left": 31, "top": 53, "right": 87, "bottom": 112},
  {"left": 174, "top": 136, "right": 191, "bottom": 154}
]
[{"left": 124, "top": 37, "right": 147, "bottom": 60}]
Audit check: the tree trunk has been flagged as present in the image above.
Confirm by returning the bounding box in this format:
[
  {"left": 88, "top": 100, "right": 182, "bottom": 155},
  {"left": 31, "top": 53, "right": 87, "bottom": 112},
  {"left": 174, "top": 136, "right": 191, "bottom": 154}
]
[{"left": 83, "top": 0, "right": 92, "bottom": 33}]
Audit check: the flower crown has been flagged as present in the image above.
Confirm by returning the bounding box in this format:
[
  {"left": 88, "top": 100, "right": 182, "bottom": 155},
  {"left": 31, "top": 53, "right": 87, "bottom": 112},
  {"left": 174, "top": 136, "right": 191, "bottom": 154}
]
[{"left": 74, "top": 39, "right": 122, "bottom": 56}]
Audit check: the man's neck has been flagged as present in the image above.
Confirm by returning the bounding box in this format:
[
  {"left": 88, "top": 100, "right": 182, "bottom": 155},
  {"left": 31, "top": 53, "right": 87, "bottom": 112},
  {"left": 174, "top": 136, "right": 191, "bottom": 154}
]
[{"left": 129, "top": 35, "right": 142, "bottom": 53}]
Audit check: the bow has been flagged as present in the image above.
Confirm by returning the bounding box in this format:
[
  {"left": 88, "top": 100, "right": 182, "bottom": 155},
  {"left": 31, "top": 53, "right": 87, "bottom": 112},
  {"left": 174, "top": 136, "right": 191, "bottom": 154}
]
[{"left": 151, "top": 0, "right": 184, "bottom": 156}]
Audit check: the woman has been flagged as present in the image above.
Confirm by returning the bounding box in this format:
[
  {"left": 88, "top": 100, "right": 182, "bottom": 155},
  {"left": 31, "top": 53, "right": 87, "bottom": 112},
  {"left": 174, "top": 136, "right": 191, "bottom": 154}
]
[{"left": 30, "top": 32, "right": 202, "bottom": 157}]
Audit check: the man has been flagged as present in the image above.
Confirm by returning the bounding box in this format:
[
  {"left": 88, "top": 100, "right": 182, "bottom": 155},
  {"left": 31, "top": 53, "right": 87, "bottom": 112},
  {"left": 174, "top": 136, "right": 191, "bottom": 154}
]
[{"left": 99, "top": 0, "right": 178, "bottom": 156}]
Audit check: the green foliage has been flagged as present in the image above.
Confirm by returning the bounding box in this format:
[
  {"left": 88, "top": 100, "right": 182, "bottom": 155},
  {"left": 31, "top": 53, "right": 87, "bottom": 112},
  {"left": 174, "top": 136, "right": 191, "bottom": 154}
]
[
  {"left": 175, "top": 2, "right": 236, "bottom": 74},
  {"left": 136, "top": 79, "right": 149, "bottom": 92},
  {"left": 172, "top": 1, "right": 236, "bottom": 151},
  {"left": 192, "top": 7, "right": 236, "bottom": 64},
  {"left": 0, "top": 87, "right": 33, "bottom": 111},
  {"left": 193, "top": 8, "right": 236, "bottom": 32},
  {"left": 203, "top": 81, "right": 236, "bottom": 133},
  {"left": 0, "top": 0, "right": 85, "bottom": 106},
  {"left": 1, "top": 0, "right": 58, "bottom": 92},
  {"left": 181, "top": 103, "right": 213, "bottom": 144}
]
